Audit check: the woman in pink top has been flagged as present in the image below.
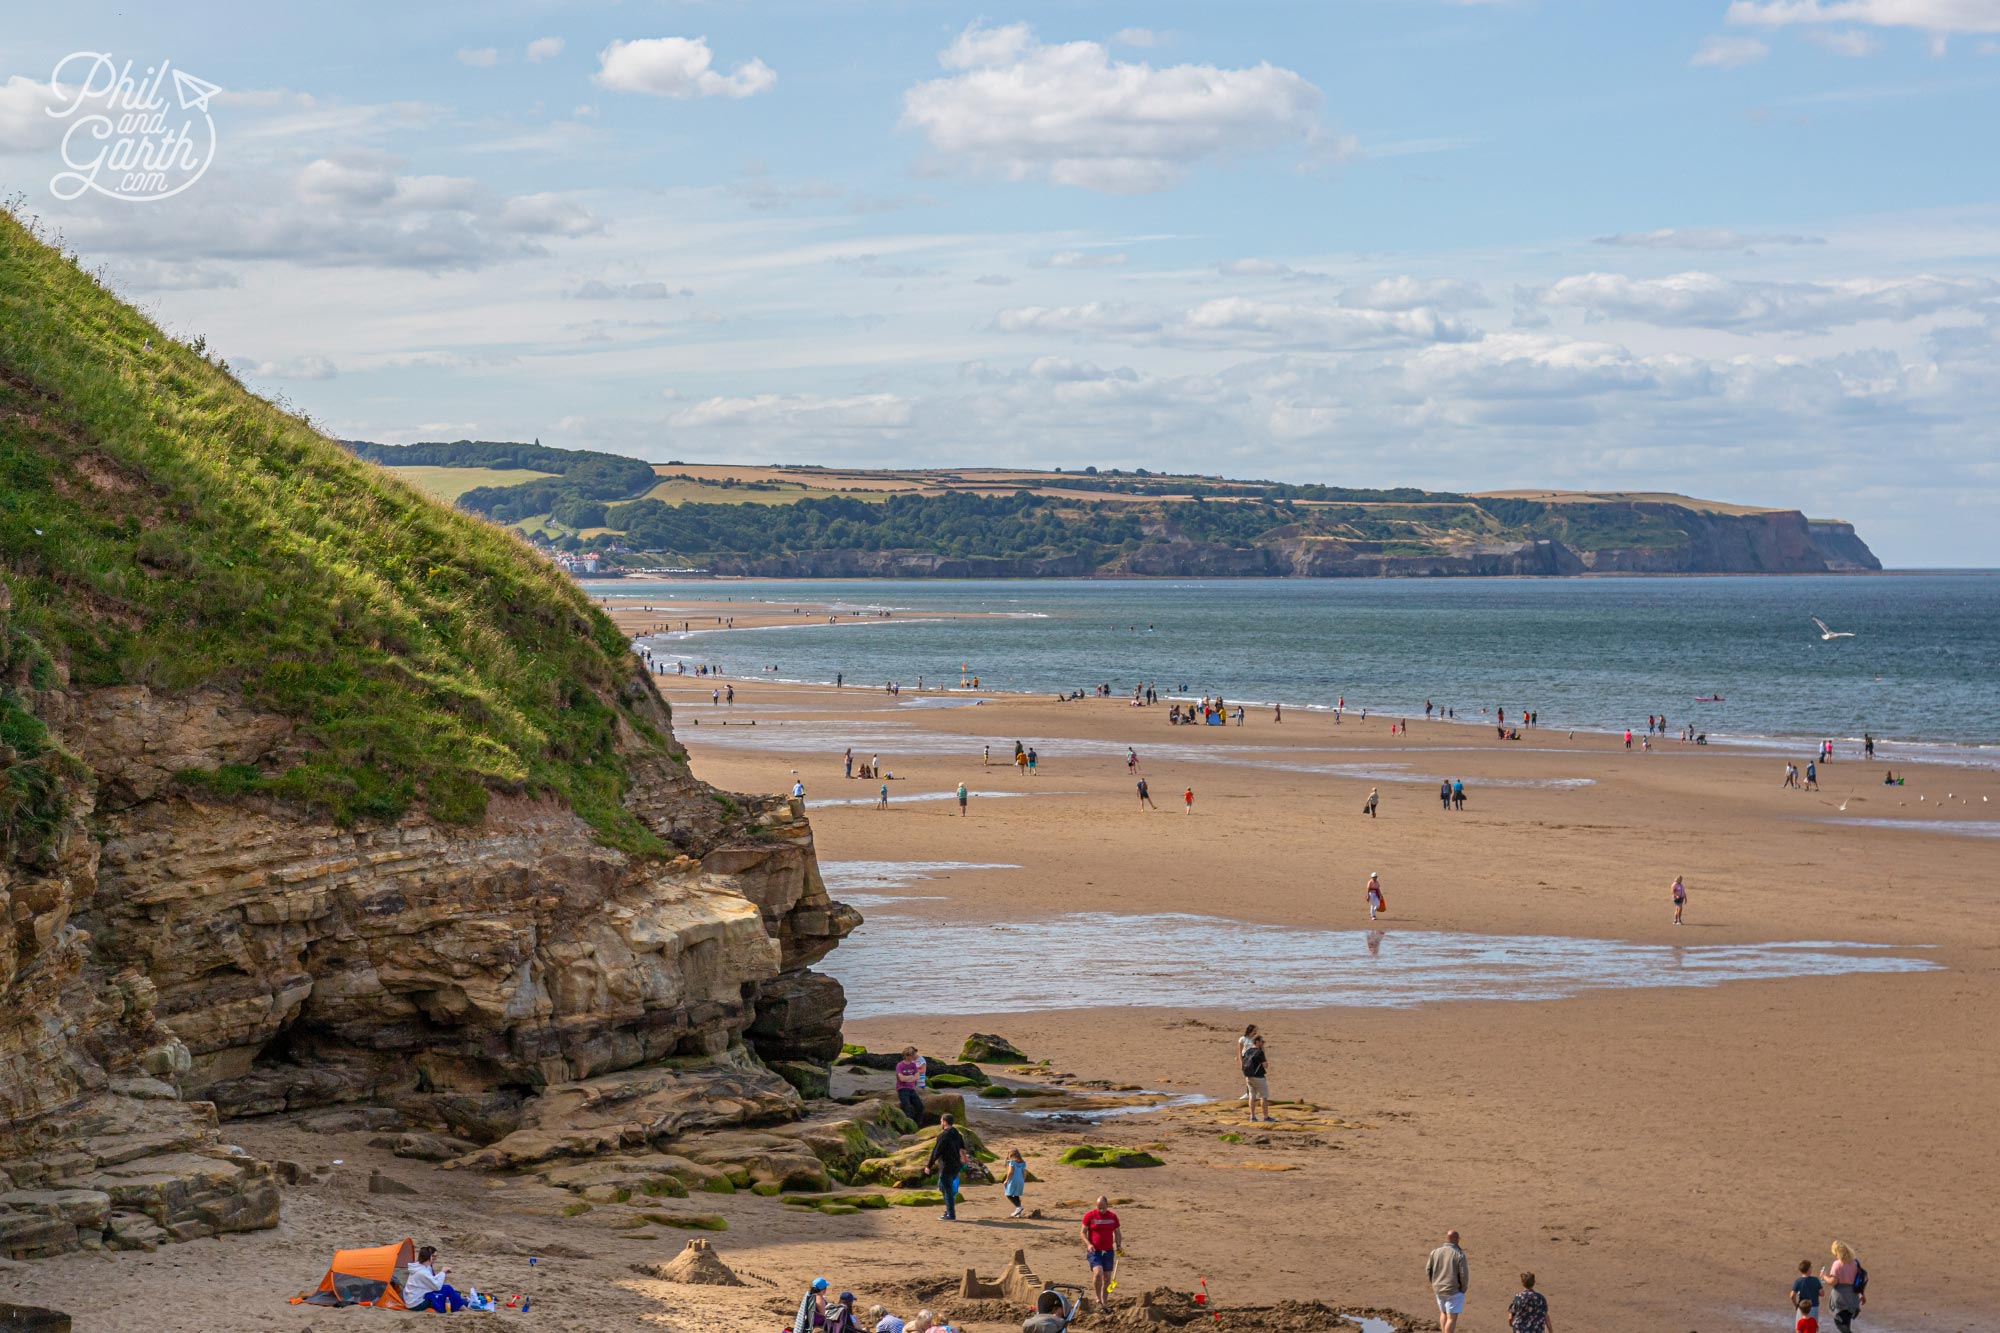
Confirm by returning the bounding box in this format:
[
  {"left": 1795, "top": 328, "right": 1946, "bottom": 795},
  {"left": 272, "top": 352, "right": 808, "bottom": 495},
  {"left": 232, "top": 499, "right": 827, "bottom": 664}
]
[{"left": 1819, "top": 1241, "right": 1862, "bottom": 1331}]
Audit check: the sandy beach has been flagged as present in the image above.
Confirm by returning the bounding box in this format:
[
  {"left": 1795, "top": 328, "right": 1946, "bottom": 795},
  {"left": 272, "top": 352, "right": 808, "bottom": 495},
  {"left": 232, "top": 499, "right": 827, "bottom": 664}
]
[{"left": 8, "top": 657, "right": 1994, "bottom": 1332}]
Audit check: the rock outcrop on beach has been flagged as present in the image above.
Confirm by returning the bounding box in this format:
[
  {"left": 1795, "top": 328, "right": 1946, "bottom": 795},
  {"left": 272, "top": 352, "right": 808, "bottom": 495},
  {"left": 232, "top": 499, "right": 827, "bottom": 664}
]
[{"left": 0, "top": 208, "right": 855, "bottom": 1258}]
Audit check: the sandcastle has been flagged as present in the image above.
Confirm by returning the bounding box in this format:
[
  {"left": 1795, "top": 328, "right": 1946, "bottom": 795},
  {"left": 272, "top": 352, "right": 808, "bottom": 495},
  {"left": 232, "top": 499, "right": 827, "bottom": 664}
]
[
  {"left": 958, "top": 1249, "right": 1044, "bottom": 1302},
  {"left": 652, "top": 1238, "right": 744, "bottom": 1287}
]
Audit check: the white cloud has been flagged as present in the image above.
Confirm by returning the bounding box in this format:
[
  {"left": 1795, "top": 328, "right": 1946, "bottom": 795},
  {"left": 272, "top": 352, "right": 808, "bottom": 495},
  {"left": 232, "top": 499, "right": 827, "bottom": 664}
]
[
  {"left": 456, "top": 48, "right": 499, "bottom": 68},
  {"left": 1691, "top": 35, "right": 1772, "bottom": 66},
  {"left": 1339, "top": 277, "right": 1491, "bottom": 311},
  {"left": 527, "top": 37, "right": 566, "bottom": 63},
  {"left": 901, "top": 21, "right": 1335, "bottom": 192},
  {"left": 1806, "top": 27, "right": 1885, "bottom": 52},
  {"left": 103, "top": 258, "right": 242, "bottom": 292},
  {"left": 497, "top": 192, "right": 600, "bottom": 237},
  {"left": 594, "top": 37, "right": 777, "bottom": 99},
  {"left": 1727, "top": 1, "right": 2000, "bottom": 34},
  {"left": 244, "top": 354, "right": 338, "bottom": 381},
  {"left": 671, "top": 393, "right": 913, "bottom": 429},
  {"left": 1533, "top": 270, "right": 1999, "bottom": 332},
  {"left": 1215, "top": 258, "right": 1336, "bottom": 283},
  {"left": 1036, "top": 250, "right": 1129, "bottom": 269},
  {"left": 570, "top": 279, "right": 691, "bottom": 300},
  {"left": 994, "top": 297, "right": 1479, "bottom": 348},
  {"left": 1593, "top": 227, "right": 1827, "bottom": 250},
  {"left": 1113, "top": 28, "right": 1165, "bottom": 47},
  {"left": 55, "top": 151, "right": 602, "bottom": 273}
]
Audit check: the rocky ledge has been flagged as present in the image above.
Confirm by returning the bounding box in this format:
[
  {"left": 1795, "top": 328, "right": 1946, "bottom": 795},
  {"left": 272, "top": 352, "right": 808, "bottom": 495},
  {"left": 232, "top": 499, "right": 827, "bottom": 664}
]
[{"left": 0, "top": 672, "right": 856, "bottom": 1259}]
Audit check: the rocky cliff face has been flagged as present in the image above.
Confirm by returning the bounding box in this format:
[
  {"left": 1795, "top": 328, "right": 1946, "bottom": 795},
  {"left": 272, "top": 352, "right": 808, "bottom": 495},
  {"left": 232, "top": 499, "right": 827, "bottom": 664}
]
[
  {"left": 0, "top": 661, "right": 855, "bottom": 1258},
  {"left": 0, "top": 207, "right": 859, "bottom": 1263},
  {"left": 700, "top": 507, "right": 1880, "bottom": 579}
]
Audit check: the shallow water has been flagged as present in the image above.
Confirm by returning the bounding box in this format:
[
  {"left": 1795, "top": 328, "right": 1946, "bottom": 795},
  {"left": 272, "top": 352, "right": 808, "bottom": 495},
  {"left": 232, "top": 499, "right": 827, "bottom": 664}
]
[
  {"left": 808, "top": 788, "right": 1067, "bottom": 808},
  {"left": 1819, "top": 817, "right": 2000, "bottom": 838},
  {"left": 682, "top": 719, "right": 1592, "bottom": 789},
  {"left": 828, "top": 910, "right": 1939, "bottom": 1018}
]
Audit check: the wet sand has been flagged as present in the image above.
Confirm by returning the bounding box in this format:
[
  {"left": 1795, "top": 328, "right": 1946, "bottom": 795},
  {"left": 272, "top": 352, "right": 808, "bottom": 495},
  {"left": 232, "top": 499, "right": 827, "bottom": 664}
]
[{"left": 674, "top": 675, "right": 1998, "bottom": 1330}]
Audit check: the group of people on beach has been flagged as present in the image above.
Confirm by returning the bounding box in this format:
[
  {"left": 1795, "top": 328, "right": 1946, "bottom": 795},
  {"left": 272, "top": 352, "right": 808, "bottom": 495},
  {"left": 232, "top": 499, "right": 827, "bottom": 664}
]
[{"left": 793, "top": 1277, "right": 960, "bottom": 1333}]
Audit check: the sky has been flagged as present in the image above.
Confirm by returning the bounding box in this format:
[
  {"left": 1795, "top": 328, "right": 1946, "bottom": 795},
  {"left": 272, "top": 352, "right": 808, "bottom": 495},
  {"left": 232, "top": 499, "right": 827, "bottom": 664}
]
[{"left": 3, "top": 1, "right": 1999, "bottom": 566}]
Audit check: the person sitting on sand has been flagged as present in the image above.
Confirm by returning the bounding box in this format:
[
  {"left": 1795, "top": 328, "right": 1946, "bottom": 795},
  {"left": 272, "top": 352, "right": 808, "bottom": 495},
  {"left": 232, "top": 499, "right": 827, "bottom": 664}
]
[
  {"left": 404, "top": 1245, "right": 465, "bottom": 1313},
  {"left": 867, "top": 1305, "right": 905, "bottom": 1333},
  {"left": 826, "top": 1291, "right": 862, "bottom": 1333},
  {"left": 794, "top": 1278, "right": 832, "bottom": 1333},
  {"left": 895, "top": 1047, "right": 925, "bottom": 1123}
]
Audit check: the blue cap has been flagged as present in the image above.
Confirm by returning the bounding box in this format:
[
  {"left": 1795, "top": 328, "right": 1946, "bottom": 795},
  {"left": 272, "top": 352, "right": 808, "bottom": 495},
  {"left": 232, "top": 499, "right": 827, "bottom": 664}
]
[
  {"left": 840, "top": 1293, "right": 856, "bottom": 1303},
  {"left": 812, "top": 1278, "right": 830, "bottom": 1292}
]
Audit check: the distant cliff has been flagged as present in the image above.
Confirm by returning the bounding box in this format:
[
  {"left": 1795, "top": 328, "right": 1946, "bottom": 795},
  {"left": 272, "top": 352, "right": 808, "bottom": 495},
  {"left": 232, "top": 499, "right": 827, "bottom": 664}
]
[
  {"left": 690, "top": 498, "right": 1882, "bottom": 578},
  {"left": 350, "top": 444, "right": 1886, "bottom": 579}
]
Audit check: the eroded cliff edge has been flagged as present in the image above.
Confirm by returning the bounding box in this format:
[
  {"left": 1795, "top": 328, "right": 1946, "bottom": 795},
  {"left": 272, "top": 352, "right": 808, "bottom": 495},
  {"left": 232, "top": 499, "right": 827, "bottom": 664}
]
[{"left": 0, "top": 208, "right": 855, "bottom": 1259}]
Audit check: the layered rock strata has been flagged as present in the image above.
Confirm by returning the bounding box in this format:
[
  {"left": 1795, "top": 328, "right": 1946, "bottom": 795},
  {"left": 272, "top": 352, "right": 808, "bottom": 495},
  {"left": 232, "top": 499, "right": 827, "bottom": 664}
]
[{"left": 0, "top": 671, "right": 856, "bottom": 1258}]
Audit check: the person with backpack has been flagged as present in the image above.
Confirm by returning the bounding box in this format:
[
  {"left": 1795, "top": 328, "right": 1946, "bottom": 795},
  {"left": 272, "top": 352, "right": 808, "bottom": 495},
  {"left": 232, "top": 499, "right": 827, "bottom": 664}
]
[
  {"left": 1819, "top": 1241, "right": 1866, "bottom": 1332},
  {"left": 1241, "top": 1033, "right": 1270, "bottom": 1121}
]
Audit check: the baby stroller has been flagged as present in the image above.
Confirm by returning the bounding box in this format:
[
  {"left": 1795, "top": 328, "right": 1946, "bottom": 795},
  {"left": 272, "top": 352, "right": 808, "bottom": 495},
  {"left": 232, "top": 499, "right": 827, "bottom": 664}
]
[{"left": 1022, "top": 1283, "right": 1085, "bottom": 1333}]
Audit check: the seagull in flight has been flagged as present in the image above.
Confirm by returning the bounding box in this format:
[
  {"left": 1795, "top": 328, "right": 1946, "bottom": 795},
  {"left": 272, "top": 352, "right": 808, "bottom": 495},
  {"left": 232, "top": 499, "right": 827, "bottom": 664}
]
[{"left": 1812, "top": 616, "right": 1855, "bottom": 641}]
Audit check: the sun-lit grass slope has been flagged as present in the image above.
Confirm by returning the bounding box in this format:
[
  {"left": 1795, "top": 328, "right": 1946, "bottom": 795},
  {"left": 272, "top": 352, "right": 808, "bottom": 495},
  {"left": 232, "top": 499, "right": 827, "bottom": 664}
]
[
  {"left": 1473, "top": 489, "right": 1784, "bottom": 516},
  {"left": 392, "top": 464, "right": 559, "bottom": 503},
  {"left": 0, "top": 207, "right": 670, "bottom": 849}
]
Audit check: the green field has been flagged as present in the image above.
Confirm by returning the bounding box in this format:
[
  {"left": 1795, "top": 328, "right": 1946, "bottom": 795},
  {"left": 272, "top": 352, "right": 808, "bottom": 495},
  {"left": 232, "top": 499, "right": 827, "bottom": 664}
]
[
  {"left": 638, "top": 475, "right": 867, "bottom": 506},
  {"left": 388, "top": 465, "right": 557, "bottom": 502}
]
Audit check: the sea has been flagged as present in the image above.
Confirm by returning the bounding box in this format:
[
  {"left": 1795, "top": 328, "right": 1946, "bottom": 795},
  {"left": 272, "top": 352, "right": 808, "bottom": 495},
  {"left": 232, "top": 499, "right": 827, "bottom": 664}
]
[{"left": 601, "top": 572, "right": 2000, "bottom": 767}]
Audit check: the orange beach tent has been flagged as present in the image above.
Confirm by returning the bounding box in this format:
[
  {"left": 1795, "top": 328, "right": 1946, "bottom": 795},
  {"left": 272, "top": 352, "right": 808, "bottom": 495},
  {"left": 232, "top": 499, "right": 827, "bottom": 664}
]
[{"left": 291, "top": 1238, "right": 415, "bottom": 1308}]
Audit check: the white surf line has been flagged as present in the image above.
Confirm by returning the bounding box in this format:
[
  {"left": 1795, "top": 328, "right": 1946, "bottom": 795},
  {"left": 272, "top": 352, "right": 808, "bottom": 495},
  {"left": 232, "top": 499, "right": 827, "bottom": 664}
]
[{"left": 808, "top": 789, "right": 1085, "bottom": 808}]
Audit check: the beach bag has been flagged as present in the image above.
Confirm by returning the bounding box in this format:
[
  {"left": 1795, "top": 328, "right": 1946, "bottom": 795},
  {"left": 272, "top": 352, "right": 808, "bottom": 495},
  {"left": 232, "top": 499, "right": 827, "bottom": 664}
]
[{"left": 1852, "top": 1263, "right": 1867, "bottom": 1296}]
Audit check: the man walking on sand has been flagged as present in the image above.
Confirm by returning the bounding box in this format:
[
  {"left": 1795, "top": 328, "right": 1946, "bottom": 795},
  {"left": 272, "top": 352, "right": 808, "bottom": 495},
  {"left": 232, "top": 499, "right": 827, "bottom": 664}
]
[
  {"left": 1427, "top": 1229, "right": 1469, "bottom": 1333},
  {"left": 1183, "top": 787, "right": 1194, "bottom": 815},
  {"left": 1136, "top": 778, "right": 1156, "bottom": 810},
  {"left": 956, "top": 782, "right": 969, "bottom": 816},
  {"left": 1364, "top": 787, "right": 1380, "bottom": 818},
  {"left": 925, "top": 1114, "right": 966, "bottom": 1222},
  {"left": 1080, "top": 1195, "right": 1121, "bottom": 1307}
]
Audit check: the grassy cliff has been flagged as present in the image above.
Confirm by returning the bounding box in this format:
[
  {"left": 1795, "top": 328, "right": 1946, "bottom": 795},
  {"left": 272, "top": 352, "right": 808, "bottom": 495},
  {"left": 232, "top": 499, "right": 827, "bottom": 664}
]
[{"left": 0, "top": 208, "right": 668, "bottom": 849}]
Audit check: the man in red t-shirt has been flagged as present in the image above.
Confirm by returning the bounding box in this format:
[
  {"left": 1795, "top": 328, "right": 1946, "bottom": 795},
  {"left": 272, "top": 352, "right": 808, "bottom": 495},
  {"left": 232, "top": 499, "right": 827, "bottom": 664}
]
[{"left": 1080, "top": 1196, "right": 1122, "bottom": 1306}]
